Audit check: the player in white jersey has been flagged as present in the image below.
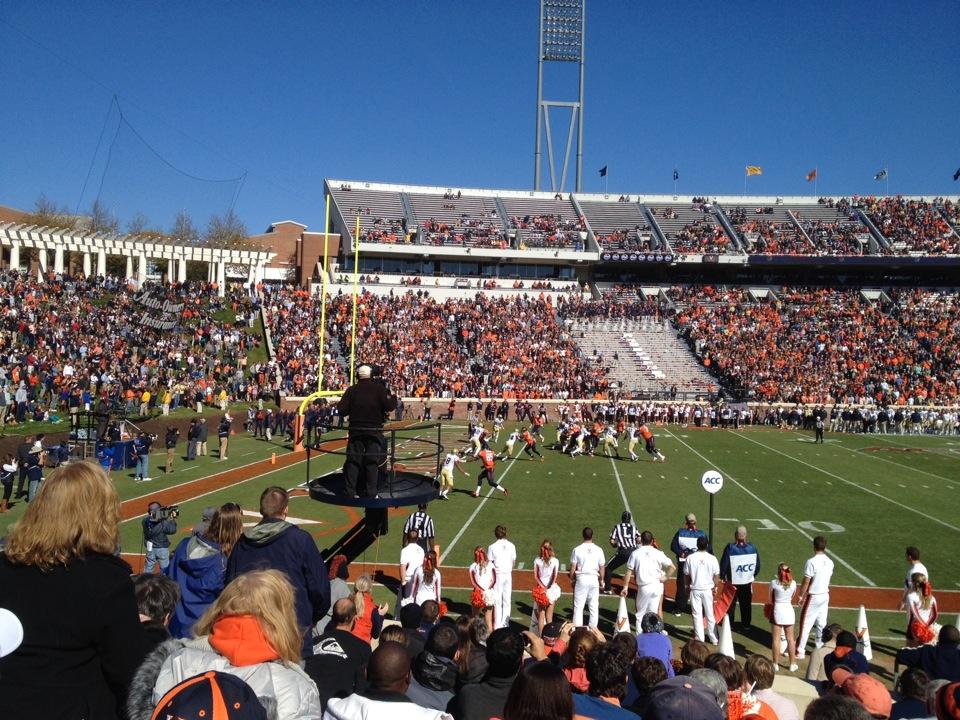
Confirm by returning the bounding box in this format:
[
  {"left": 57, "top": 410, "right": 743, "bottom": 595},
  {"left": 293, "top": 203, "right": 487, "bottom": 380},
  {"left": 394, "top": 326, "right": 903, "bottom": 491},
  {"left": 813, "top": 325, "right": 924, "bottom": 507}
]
[
  {"left": 438, "top": 449, "right": 468, "bottom": 499},
  {"left": 503, "top": 429, "right": 520, "bottom": 457},
  {"left": 684, "top": 536, "right": 720, "bottom": 644},
  {"left": 795, "top": 535, "right": 835, "bottom": 659},
  {"left": 569, "top": 527, "right": 605, "bottom": 628},
  {"left": 488, "top": 525, "right": 517, "bottom": 629},
  {"left": 469, "top": 425, "right": 488, "bottom": 457},
  {"left": 626, "top": 426, "right": 640, "bottom": 461},
  {"left": 492, "top": 415, "right": 504, "bottom": 442},
  {"left": 570, "top": 427, "right": 589, "bottom": 457},
  {"left": 602, "top": 426, "right": 620, "bottom": 458},
  {"left": 621, "top": 531, "right": 675, "bottom": 630}
]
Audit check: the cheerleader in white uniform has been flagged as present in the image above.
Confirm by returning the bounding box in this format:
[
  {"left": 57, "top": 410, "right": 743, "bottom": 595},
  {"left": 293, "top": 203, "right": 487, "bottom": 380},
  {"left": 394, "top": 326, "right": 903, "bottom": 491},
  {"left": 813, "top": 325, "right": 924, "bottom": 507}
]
[
  {"left": 412, "top": 551, "right": 443, "bottom": 606},
  {"left": 768, "top": 563, "right": 798, "bottom": 672},
  {"left": 531, "top": 539, "right": 561, "bottom": 635},
  {"left": 470, "top": 546, "right": 499, "bottom": 633},
  {"left": 905, "top": 573, "right": 939, "bottom": 646}
]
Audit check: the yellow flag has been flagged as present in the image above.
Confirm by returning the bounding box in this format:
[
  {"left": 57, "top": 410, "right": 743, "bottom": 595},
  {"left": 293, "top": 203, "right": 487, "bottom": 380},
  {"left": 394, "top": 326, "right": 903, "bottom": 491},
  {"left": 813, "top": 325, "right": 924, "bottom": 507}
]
[{"left": 745, "top": 166, "right": 763, "bottom": 176}]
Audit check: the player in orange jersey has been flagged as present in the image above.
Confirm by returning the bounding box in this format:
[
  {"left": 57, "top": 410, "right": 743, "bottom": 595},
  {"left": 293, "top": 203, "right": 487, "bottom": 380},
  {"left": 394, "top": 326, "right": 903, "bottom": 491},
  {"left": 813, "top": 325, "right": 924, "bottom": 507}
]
[{"left": 474, "top": 445, "right": 509, "bottom": 498}]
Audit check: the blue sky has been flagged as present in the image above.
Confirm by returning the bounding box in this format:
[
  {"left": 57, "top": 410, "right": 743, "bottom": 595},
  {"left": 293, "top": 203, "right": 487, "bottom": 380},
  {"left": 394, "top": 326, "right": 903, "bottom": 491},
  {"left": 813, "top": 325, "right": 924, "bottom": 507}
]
[{"left": 1, "top": 1, "right": 957, "bottom": 233}]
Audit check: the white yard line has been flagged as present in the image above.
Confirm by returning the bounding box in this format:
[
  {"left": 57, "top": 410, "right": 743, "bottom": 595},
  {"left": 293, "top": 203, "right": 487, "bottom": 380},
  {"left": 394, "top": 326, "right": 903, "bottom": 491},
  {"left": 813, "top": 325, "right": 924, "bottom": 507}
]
[
  {"left": 440, "top": 455, "right": 521, "bottom": 563},
  {"left": 608, "top": 456, "right": 632, "bottom": 516},
  {"left": 660, "top": 429, "right": 876, "bottom": 586},
  {"left": 121, "top": 459, "right": 300, "bottom": 524},
  {"left": 732, "top": 431, "right": 960, "bottom": 535},
  {"left": 794, "top": 431, "right": 958, "bottom": 483}
]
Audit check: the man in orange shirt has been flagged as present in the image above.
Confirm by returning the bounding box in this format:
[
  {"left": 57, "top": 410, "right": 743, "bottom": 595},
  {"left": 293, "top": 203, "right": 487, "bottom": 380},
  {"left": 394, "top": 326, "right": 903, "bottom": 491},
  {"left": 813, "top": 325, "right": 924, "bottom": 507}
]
[
  {"left": 474, "top": 445, "right": 509, "bottom": 498},
  {"left": 638, "top": 423, "right": 666, "bottom": 462}
]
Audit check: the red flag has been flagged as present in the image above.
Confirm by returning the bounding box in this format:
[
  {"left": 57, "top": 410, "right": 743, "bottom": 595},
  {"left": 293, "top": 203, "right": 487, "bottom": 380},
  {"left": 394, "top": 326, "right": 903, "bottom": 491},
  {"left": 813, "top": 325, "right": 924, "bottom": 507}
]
[{"left": 806, "top": 169, "right": 817, "bottom": 182}]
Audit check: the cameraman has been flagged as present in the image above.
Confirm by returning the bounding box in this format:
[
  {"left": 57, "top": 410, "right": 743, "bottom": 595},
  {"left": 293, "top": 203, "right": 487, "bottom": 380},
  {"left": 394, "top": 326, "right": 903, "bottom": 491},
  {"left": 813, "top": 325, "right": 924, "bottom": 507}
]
[
  {"left": 143, "top": 502, "right": 178, "bottom": 572},
  {"left": 336, "top": 365, "right": 397, "bottom": 498},
  {"left": 164, "top": 425, "right": 180, "bottom": 474},
  {"left": 133, "top": 431, "right": 154, "bottom": 482}
]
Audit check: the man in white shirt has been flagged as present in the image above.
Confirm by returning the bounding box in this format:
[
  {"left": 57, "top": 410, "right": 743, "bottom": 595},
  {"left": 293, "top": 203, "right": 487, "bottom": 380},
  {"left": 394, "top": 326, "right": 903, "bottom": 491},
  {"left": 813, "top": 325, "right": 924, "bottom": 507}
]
[
  {"left": 898, "top": 545, "right": 929, "bottom": 610},
  {"left": 685, "top": 536, "right": 720, "bottom": 644},
  {"left": 399, "top": 528, "right": 426, "bottom": 606},
  {"left": 488, "top": 525, "right": 516, "bottom": 629},
  {"left": 620, "top": 530, "right": 675, "bottom": 630},
  {"left": 570, "top": 527, "right": 605, "bottom": 628},
  {"left": 796, "top": 535, "right": 835, "bottom": 659}
]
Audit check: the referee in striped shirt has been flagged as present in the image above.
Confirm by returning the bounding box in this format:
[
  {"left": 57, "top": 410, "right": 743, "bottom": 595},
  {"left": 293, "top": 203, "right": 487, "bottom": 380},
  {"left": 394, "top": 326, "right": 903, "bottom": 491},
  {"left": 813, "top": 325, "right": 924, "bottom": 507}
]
[
  {"left": 603, "top": 511, "right": 641, "bottom": 593},
  {"left": 403, "top": 503, "right": 435, "bottom": 554}
]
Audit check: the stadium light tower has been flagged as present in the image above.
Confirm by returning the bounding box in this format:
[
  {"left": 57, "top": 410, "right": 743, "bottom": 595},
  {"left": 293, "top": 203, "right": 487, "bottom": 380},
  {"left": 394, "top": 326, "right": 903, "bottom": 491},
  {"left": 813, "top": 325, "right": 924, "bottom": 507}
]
[{"left": 534, "top": 0, "right": 586, "bottom": 193}]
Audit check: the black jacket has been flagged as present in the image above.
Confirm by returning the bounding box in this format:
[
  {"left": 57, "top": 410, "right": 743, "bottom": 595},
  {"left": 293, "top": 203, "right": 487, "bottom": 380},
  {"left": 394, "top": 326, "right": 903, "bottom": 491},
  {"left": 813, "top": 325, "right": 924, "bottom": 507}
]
[
  {"left": 164, "top": 428, "right": 179, "bottom": 449},
  {"left": 897, "top": 642, "right": 960, "bottom": 681},
  {"left": 337, "top": 378, "right": 396, "bottom": 432},
  {"left": 407, "top": 651, "right": 458, "bottom": 711},
  {"left": 0, "top": 553, "right": 151, "bottom": 720},
  {"left": 304, "top": 627, "right": 371, "bottom": 710},
  {"left": 143, "top": 515, "right": 177, "bottom": 549},
  {"left": 446, "top": 672, "right": 516, "bottom": 720},
  {"left": 197, "top": 423, "right": 209, "bottom": 442}
]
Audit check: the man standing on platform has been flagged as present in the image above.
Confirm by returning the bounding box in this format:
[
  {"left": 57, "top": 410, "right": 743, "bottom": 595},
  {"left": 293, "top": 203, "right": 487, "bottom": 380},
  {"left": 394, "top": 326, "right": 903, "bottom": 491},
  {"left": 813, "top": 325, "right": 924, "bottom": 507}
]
[
  {"left": 488, "top": 525, "right": 516, "bottom": 629},
  {"left": 670, "top": 512, "right": 708, "bottom": 616},
  {"left": 720, "top": 526, "right": 760, "bottom": 629},
  {"left": 337, "top": 365, "right": 397, "bottom": 498}
]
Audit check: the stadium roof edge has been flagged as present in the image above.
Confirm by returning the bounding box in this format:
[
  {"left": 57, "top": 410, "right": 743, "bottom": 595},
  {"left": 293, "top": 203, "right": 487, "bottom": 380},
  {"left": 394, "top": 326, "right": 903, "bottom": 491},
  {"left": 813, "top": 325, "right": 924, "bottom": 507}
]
[{"left": 325, "top": 179, "right": 959, "bottom": 205}]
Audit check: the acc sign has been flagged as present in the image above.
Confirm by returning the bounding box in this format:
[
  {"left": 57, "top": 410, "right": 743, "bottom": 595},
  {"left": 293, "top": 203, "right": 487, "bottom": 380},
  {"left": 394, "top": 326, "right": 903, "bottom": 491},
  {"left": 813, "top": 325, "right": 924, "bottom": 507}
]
[{"left": 701, "top": 470, "right": 723, "bottom": 494}]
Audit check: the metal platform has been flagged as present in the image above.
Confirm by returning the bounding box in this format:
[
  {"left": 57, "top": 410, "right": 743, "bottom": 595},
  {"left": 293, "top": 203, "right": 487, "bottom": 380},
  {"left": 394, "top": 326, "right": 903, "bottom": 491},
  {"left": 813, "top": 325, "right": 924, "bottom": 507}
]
[{"left": 308, "top": 469, "right": 438, "bottom": 509}]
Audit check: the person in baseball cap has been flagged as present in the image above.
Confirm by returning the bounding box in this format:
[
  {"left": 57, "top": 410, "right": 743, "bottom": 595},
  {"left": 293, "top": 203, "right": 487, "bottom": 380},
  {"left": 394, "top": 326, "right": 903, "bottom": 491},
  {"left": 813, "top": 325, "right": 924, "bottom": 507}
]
[
  {"left": 831, "top": 667, "right": 893, "bottom": 719},
  {"left": 149, "top": 670, "right": 267, "bottom": 720},
  {"left": 645, "top": 675, "right": 725, "bottom": 720}
]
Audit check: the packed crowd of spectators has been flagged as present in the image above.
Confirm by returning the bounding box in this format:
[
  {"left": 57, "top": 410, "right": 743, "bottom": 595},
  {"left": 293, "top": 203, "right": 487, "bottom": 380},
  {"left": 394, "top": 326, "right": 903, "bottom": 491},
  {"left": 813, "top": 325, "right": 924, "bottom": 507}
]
[
  {"left": 361, "top": 217, "right": 406, "bottom": 244},
  {"left": 264, "top": 288, "right": 607, "bottom": 399},
  {"left": 559, "top": 287, "right": 662, "bottom": 320},
  {"left": 670, "top": 286, "right": 960, "bottom": 405},
  {"left": 0, "top": 271, "right": 268, "bottom": 429},
  {"left": 422, "top": 215, "right": 508, "bottom": 250},
  {"left": 797, "top": 221, "right": 868, "bottom": 255},
  {"left": 860, "top": 196, "right": 959, "bottom": 255},
  {"left": 595, "top": 226, "right": 654, "bottom": 253},
  {"left": 510, "top": 214, "right": 586, "bottom": 251}
]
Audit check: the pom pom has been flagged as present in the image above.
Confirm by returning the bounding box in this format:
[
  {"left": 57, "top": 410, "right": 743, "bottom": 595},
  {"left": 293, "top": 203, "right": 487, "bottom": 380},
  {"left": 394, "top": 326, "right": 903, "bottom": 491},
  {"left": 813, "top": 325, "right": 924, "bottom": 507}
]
[
  {"left": 532, "top": 585, "right": 550, "bottom": 608},
  {"left": 911, "top": 620, "right": 935, "bottom": 645},
  {"left": 438, "top": 601, "right": 448, "bottom": 618},
  {"left": 471, "top": 587, "right": 486, "bottom": 610}
]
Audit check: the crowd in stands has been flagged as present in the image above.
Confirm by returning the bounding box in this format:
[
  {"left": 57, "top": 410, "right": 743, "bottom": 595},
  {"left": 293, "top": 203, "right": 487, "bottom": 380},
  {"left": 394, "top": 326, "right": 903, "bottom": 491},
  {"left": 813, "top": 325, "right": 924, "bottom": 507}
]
[
  {"left": 510, "top": 214, "right": 586, "bottom": 251},
  {"left": 560, "top": 287, "right": 662, "bottom": 320},
  {"left": 264, "top": 288, "right": 607, "bottom": 399},
  {"left": 860, "top": 196, "right": 959, "bottom": 255},
  {"left": 671, "top": 286, "right": 960, "bottom": 405},
  {"left": 422, "top": 216, "right": 507, "bottom": 249},
  {"left": 595, "top": 227, "right": 654, "bottom": 253},
  {"left": 0, "top": 271, "right": 270, "bottom": 431},
  {"left": 361, "top": 217, "right": 405, "bottom": 244},
  {"left": 797, "top": 221, "right": 867, "bottom": 255}
]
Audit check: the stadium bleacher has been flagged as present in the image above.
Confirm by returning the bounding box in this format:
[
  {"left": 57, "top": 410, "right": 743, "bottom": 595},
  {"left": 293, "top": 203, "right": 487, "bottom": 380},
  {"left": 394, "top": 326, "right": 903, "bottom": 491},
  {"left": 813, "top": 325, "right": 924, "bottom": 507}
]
[
  {"left": 500, "top": 195, "right": 587, "bottom": 250},
  {"left": 646, "top": 201, "right": 737, "bottom": 254},
  {"left": 577, "top": 199, "right": 655, "bottom": 252},
  {"left": 327, "top": 184, "right": 408, "bottom": 243},
  {"left": 406, "top": 190, "right": 508, "bottom": 249}
]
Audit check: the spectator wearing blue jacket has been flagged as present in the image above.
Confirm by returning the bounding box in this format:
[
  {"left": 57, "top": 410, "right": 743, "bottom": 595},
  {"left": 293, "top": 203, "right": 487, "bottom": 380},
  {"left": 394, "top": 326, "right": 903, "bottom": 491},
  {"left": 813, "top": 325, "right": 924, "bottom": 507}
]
[
  {"left": 720, "top": 526, "right": 761, "bottom": 628},
  {"left": 225, "top": 485, "right": 330, "bottom": 657},
  {"left": 132, "top": 432, "right": 153, "bottom": 482},
  {"left": 165, "top": 502, "right": 243, "bottom": 638},
  {"left": 670, "top": 513, "right": 709, "bottom": 616}
]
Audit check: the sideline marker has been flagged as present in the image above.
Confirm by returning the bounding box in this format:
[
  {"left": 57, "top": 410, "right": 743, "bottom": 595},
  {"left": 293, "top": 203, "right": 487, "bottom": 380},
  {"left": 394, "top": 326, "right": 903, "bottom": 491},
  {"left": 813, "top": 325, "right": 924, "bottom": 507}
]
[
  {"left": 856, "top": 605, "right": 873, "bottom": 661},
  {"left": 615, "top": 595, "right": 631, "bottom": 634},
  {"left": 719, "top": 615, "right": 735, "bottom": 658}
]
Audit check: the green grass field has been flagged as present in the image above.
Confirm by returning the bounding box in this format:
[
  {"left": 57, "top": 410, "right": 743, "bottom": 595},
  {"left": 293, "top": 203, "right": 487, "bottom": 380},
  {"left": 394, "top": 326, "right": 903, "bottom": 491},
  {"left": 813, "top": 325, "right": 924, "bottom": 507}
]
[{"left": 3, "top": 421, "right": 957, "bottom": 676}]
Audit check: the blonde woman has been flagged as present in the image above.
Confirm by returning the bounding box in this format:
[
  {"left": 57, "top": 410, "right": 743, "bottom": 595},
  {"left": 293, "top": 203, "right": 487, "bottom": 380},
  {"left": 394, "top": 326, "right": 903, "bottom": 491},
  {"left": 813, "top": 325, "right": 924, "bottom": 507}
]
[
  {"left": 532, "top": 539, "right": 560, "bottom": 635},
  {"left": 351, "top": 574, "right": 389, "bottom": 644},
  {"left": 128, "top": 569, "right": 321, "bottom": 720},
  {"left": 905, "top": 572, "right": 939, "bottom": 646},
  {"left": 0, "top": 461, "right": 151, "bottom": 719},
  {"left": 166, "top": 502, "right": 244, "bottom": 638}
]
